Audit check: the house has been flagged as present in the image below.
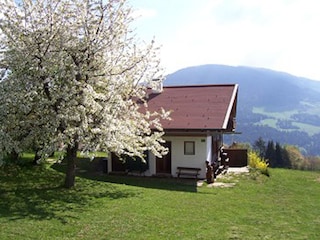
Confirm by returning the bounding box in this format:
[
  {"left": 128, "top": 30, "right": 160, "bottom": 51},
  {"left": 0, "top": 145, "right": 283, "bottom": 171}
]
[{"left": 108, "top": 84, "right": 239, "bottom": 179}]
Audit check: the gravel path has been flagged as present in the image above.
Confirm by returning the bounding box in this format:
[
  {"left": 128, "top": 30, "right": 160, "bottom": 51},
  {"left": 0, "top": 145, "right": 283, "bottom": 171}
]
[{"left": 198, "top": 166, "right": 249, "bottom": 188}]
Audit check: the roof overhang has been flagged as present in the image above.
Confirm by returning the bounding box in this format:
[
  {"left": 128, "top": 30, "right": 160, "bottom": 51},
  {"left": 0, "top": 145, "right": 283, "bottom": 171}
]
[
  {"left": 223, "top": 131, "right": 242, "bottom": 135},
  {"left": 161, "top": 128, "right": 240, "bottom": 136},
  {"left": 222, "top": 84, "right": 239, "bottom": 129}
]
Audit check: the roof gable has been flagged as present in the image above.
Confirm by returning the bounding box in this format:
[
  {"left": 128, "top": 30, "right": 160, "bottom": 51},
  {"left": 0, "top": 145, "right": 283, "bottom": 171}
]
[{"left": 146, "top": 84, "right": 238, "bottom": 131}]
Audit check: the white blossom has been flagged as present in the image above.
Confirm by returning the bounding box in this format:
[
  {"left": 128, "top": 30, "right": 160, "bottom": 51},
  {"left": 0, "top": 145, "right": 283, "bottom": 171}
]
[{"left": 0, "top": 0, "right": 170, "bottom": 165}]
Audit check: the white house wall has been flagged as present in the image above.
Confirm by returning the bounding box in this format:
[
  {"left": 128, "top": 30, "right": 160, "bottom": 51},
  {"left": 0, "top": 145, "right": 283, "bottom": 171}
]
[
  {"left": 144, "top": 153, "right": 156, "bottom": 177},
  {"left": 164, "top": 136, "right": 208, "bottom": 178}
]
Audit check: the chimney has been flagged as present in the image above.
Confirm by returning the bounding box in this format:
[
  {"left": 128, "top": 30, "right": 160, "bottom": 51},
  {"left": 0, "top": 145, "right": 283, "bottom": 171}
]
[{"left": 151, "top": 78, "right": 163, "bottom": 94}]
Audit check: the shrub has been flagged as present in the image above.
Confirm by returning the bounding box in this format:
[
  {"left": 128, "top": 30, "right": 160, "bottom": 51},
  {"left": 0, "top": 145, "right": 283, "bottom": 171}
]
[{"left": 248, "top": 151, "right": 269, "bottom": 176}]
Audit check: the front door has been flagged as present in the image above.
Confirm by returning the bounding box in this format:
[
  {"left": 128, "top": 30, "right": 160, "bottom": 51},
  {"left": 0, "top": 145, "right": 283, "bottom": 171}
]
[{"left": 156, "top": 141, "right": 172, "bottom": 174}]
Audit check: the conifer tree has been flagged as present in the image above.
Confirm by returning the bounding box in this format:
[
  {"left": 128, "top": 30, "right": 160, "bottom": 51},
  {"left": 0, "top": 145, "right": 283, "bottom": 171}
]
[
  {"left": 275, "top": 142, "right": 283, "bottom": 167},
  {"left": 253, "top": 137, "right": 266, "bottom": 158},
  {"left": 265, "top": 140, "right": 276, "bottom": 167}
]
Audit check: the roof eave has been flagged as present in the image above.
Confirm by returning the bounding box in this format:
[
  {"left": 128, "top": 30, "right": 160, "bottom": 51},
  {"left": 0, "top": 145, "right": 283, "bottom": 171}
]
[
  {"left": 155, "top": 128, "right": 237, "bottom": 136},
  {"left": 222, "top": 84, "right": 238, "bottom": 129}
]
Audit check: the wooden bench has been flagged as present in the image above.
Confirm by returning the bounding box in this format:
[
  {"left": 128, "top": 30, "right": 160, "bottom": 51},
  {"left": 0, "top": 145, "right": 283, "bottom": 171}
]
[{"left": 176, "top": 167, "right": 201, "bottom": 179}]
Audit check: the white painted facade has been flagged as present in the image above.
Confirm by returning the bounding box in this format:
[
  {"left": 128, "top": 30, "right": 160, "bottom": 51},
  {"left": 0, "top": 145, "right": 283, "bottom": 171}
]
[
  {"left": 166, "top": 136, "right": 208, "bottom": 178},
  {"left": 144, "top": 135, "right": 218, "bottom": 179},
  {"left": 108, "top": 134, "right": 223, "bottom": 179}
]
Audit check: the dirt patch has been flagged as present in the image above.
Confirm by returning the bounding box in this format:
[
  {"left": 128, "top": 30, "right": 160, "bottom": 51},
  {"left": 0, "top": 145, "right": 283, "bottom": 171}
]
[
  {"left": 210, "top": 182, "right": 236, "bottom": 188},
  {"left": 197, "top": 180, "right": 236, "bottom": 188},
  {"left": 197, "top": 167, "right": 249, "bottom": 188}
]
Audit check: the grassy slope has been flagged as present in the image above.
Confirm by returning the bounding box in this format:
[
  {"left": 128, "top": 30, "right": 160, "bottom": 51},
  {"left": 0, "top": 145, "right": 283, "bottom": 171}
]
[{"left": 0, "top": 165, "right": 319, "bottom": 240}]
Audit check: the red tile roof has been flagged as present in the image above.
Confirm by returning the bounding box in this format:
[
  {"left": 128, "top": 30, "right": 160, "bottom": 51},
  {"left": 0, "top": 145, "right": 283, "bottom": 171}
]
[{"left": 146, "top": 84, "right": 238, "bottom": 131}]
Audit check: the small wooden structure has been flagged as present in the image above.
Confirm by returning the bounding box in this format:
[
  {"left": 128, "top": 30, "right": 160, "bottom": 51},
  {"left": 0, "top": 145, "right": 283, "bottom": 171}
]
[
  {"left": 224, "top": 149, "right": 248, "bottom": 167},
  {"left": 109, "top": 84, "right": 240, "bottom": 178}
]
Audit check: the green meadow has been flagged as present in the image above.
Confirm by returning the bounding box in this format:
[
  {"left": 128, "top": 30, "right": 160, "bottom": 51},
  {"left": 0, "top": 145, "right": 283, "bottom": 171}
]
[
  {"left": 252, "top": 107, "right": 320, "bottom": 136},
  {"left": 0, "top": 158, "right": 319, "bottom": 240}
]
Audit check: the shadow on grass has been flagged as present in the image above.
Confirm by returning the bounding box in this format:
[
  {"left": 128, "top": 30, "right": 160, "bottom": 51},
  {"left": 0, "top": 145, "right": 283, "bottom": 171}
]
[
  {"left": 83, "top": 173, "right": 198, "bottom": 193},
  {"left": 0, "top": 165, "right": 139, "bottom": 224},
  {"left": 53, "top": 158, "right": 199, "bottom": 193}
]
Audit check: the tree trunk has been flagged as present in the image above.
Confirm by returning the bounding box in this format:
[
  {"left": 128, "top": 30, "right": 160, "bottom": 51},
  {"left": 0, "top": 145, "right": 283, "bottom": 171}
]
[
  {"left": 33, "top": 150, "right": 41, "bottom": 165},
  {"left": 64, "top": 143, "right": 78, "bottom": 188},
  {"left": 10, "top": 151, "right": 19, "bottom": 163}
]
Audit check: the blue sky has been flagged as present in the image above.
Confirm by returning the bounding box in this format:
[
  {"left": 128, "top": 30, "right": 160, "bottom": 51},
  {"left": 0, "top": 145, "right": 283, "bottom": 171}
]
[{"left": 129, "top": 0, "right": 320, "bottom": 80}]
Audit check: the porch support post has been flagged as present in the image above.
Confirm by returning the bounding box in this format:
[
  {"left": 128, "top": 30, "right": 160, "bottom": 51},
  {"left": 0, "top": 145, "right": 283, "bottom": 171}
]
[{"left": 206, "top": 136, "right": 212, "bottom": 164}]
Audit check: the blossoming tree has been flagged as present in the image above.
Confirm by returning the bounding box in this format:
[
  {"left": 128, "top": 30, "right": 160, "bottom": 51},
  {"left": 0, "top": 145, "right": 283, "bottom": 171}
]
[{"left": 0, "top": 0, "right": 169, "bottom": 188}]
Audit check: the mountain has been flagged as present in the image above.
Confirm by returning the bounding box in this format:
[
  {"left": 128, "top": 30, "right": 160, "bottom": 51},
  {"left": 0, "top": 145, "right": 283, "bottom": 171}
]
[{"left": 164, "top": 64, "right": 320, "bottom": 155}]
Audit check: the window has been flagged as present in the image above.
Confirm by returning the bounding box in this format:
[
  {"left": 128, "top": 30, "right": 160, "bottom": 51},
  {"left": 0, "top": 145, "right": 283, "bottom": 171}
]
[{"left": 184, "top": 141, "right": 195, "bottom": 155}]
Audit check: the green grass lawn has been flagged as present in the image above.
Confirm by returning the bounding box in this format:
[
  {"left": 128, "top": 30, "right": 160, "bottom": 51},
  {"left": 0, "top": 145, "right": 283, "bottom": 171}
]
[{"left": 0, "top": 161, "right": 320, "bottom": 239}]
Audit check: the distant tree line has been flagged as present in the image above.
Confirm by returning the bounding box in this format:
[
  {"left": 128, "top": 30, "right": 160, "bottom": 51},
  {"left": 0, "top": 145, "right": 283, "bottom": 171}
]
[
  {"left": 252, "top": 137, "right": 320, "bottom": 170},
  {"left": 235, "top": 123, "right": 320, "bottom": 156}
]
